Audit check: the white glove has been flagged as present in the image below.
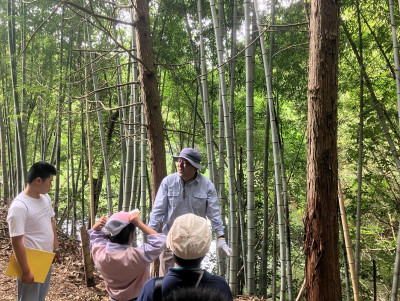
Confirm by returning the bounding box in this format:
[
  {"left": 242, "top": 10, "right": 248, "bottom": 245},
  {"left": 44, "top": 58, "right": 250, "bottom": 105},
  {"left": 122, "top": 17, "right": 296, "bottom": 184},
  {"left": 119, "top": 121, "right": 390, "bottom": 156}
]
[{"left": 217, "top": 238, "right": 232, "bottom": 256}]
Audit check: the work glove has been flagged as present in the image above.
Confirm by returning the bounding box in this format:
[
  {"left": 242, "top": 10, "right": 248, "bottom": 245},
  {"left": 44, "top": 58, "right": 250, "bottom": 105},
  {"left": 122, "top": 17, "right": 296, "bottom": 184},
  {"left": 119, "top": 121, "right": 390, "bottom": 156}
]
[{"left": 217, "top": 238, "right": 232, "bottom": 256}]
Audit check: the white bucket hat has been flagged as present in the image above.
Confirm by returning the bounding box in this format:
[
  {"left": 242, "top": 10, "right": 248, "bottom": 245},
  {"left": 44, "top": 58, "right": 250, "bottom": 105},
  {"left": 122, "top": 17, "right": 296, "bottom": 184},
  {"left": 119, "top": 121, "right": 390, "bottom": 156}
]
[
  {"left": 172, "top": 148, "right": 205, "bottom": 170},
  {"left": 167, "top": 214, "right": 211, "bottom": 260}
]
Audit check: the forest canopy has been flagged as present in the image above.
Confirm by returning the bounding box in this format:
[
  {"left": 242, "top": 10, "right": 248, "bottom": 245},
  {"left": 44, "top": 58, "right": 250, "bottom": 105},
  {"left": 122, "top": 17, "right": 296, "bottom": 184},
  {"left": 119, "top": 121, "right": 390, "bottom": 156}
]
[{"left": 1, "top": 0, "right": 400, "bottom": 299}]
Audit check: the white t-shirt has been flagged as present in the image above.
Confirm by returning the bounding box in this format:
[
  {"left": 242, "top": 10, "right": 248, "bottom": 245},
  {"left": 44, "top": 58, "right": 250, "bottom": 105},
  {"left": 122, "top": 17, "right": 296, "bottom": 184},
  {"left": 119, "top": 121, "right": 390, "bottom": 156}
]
[{"left": 7, "top": 192, "right": 55, "bottom": 252}]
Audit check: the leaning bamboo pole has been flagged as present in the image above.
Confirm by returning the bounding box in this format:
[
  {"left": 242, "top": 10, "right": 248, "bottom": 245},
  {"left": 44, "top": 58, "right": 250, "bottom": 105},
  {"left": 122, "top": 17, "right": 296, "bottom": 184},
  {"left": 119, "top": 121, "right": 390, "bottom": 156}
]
[{"left": 338, "top": 180, "right": 359, "bottom": 301}]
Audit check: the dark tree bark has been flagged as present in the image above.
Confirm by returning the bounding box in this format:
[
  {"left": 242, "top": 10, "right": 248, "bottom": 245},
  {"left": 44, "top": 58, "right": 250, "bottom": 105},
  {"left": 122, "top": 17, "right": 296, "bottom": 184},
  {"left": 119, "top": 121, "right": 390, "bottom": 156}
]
[
  {"left": 303, "top": 0, "right": 341, "bottom": 299},
  {"left": 132, "top": 0, "right": 167, "bottom": 202}
]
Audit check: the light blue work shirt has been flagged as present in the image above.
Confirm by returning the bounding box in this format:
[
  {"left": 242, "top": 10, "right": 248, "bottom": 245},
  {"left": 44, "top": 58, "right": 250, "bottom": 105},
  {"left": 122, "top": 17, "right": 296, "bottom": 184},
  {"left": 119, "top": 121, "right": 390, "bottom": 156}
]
[{"left": 149, "top": 172, "right": 225, "bottom": 237}]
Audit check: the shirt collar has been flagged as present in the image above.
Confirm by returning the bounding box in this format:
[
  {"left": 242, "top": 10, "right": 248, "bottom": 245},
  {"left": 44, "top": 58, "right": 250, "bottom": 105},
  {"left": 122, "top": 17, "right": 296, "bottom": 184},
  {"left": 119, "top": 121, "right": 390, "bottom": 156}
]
[{"left": 180, "top": 171, "right": 198, "bottom": 185}]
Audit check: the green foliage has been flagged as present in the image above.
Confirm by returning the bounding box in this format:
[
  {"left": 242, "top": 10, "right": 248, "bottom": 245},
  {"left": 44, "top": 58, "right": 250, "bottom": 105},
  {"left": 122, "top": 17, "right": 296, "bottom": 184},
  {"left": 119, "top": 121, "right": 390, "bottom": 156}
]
[{"left": 1, "top": 0, "right": 400, "bottom": 298}]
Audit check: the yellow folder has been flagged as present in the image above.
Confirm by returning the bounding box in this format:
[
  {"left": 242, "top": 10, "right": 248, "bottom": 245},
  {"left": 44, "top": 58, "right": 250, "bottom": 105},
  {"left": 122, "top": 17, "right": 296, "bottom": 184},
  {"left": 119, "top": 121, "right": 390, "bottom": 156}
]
[{"left": 5, "top": 248, "right": 55, "bottom": 283}]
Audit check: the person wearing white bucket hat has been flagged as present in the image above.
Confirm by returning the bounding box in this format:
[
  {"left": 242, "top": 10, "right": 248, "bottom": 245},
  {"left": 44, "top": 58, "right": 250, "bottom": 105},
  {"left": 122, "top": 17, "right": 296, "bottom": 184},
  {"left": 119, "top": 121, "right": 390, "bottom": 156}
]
[
  {"left": 137, "top": 214, "right": 232, "bottom": 301},
  {"left": 88, "top": 209, "right": 166, "bottom": 301},
  {"left": 148, "top": 148, "right": 232, "bottom": 276}
]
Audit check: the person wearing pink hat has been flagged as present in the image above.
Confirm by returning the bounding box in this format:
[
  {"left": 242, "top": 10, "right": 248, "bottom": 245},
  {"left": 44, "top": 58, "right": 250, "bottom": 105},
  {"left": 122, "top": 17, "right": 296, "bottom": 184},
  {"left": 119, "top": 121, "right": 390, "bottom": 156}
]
[
  {"left": 89, "top": 209, "right": 166, "bottom": 301},
  {"left": 149, "top": 147, "right": 232, "bottom": 276}
]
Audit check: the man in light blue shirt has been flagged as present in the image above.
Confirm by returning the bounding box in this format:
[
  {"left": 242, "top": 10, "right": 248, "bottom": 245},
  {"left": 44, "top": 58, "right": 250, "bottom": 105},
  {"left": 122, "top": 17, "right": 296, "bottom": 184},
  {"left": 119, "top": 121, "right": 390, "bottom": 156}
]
[{"left": 149, "top": 148, "right": 232, "bottom": 275}]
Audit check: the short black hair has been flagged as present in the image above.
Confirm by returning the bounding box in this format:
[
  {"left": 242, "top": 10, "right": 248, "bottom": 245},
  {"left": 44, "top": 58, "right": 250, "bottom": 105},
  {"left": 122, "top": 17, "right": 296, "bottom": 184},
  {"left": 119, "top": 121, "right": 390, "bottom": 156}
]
[
  {"left": 173, "top": 254, "right": 204, "bottom": 268},
  {"left": 164, "top": 286, "right": 230, "bottom": 301},
  {"left": 26, "top": 161, "right": 57, "bottom": 184},
  {"left": 106, "top": 223, "right": 136, "bottom": 245}
]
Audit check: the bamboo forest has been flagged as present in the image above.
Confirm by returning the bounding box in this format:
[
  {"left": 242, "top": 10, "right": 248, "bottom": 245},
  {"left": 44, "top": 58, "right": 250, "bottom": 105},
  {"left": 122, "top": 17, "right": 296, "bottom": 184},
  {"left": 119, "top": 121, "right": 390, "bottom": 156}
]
[{"left": 1, "top": 0, "right": 400, "bottom": 300}]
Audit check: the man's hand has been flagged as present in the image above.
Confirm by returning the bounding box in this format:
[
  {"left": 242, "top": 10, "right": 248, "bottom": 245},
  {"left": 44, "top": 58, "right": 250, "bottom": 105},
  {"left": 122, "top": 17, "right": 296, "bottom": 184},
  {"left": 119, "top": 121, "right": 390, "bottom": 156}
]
[
  {"left": 217, "top": 238, "right": 232, "bottom": 256},
  {"left": 53, "top": 248, "right": 62, "bottom": 263},
  {"left": 92, "top": 216, "right": 107, "bottom": 231},
  {"left": 53, "top": 252, "right": 61, "bottom": 263},
  {"left": 21, "top": 271, "right": 34, "bottom": 284}
]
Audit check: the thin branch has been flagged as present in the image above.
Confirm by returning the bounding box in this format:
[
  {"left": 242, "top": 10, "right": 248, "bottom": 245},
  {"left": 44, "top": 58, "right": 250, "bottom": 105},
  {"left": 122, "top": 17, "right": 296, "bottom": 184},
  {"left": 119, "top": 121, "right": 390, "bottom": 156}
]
[
  {"left": 273, "top": 42, "right": 309, "bottom": 57},
  {"left": 58, "top": 0, "right": 134, "bottom": 26},
  {"left": 72, "top": 81, "right": 140, "bottom": 100},
  {"left": 19, "top": 4, "right": 60, "bottom": 57},
  {"left": 196, "top": 27, "right": 269, "bottom": 79},
  {"left": 258, "top": 21, "right": 309, "bottom": 28},
  {"left": 64, "top": 0, "right": 152, "bottom": 73}
]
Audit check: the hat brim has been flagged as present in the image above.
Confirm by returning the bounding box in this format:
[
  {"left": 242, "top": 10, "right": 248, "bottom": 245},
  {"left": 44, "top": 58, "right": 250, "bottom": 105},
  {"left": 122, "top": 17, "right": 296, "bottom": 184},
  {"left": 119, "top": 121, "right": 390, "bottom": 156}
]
[{"left": 173, "top": 155, "right": 205, "bottom": 169}]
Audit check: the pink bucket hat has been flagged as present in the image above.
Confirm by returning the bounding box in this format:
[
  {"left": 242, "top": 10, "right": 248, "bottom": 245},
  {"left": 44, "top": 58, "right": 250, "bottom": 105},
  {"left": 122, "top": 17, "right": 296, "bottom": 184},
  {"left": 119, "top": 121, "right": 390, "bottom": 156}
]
[{"left": 104, "top": 210, "right": 136, "bottom": 236}]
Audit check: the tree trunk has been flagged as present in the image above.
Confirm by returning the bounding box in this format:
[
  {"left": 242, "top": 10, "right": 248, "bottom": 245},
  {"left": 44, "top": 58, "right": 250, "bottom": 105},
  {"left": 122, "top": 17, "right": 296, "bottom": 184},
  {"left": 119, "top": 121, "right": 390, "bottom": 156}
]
[
  {"left": 355, "top": 0, "right": 363, "bottom": 293},
  {"left": 54, "top": 7, "right": 65, "bottom": 219},
  {"left": 84, "top": 47, "right": 95, "bottom": 227},
  {"left": 141, "top": 106, "right": 147, "bottom": 225},
  {"left": 304, "top": 0, "right": 341, "bottom": 299},
  {"left": 272, "top": 196, "right": 277, "bottom": 301},
  {"left": 340, "top": 212, "right": 352, "bottom": 301},
  {"left": 279, "top": 143, "right": 293, "bottom": 300},
  {"left": 388, "top": 0, "right": 400, "bottom": 132},
  {"left": 254, "top": 0, "right": 274, "bottom": 295},
  {"left": 133, "top": 0, "right": 167, "bottom": 202},
  {"left": 218, "top": 91, "right": 227, "bottom": 277},
  {"left": 124, "top": 22, "right": 140, "bottom": 212},
  {"left": 237, "top": 149, "right": 247, "bottom": 289},
  {"left": 0, "top": 103, "right": 9, "bottom": 204},
  {"left": 198, "top": 0, "right": 217, "bottom": 184},
  {"left": 85, "top": 16, "right": 114, "bottom": 215},
  {"left": 254, "top": 0, "right": 289, "bottom": 297},
  {"left": 338, "top": 180, "right": 359, "bottom": 301},
  {"left": 245, "top": 0, "right": 255, "bottom": 294},
  {"left": 0, "top": 51, "right": 10, "bottom": 204},
  {"left": 209, "top": 0, "right": 238, "bottom": 294},
  {"left": 112, "top": 23, "right": 128, "bottom": 210},
  {"left": 7, "top": 0, "right": 27, "bottom": 191},
  {"left": 130, "top": 8, "right": 141, "bottom": 211}
]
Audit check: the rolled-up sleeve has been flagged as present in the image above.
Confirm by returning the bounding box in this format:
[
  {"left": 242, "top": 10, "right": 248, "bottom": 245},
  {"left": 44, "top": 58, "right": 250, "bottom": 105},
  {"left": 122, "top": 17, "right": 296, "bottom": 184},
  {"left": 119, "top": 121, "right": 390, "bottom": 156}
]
[
  {"left": 206, "top": 182, "right": 225, "bottom": 238},
  {"left": 149, "top": 178, "right": 169, "bottom": 231}
]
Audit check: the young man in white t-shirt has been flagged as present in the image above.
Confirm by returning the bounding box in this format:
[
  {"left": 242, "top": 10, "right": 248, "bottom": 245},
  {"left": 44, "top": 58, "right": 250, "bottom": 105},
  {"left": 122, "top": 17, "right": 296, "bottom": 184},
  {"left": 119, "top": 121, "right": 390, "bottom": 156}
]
[{"left": 7, "top": 161, "right": 60, "bottom": 301}]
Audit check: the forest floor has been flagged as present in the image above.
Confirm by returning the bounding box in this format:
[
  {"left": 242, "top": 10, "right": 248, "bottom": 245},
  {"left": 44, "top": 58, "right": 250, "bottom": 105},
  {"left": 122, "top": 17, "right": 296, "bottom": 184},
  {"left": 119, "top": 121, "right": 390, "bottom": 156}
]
[{"left": 0, "top": 203, "right": 261, "bottom": 300}]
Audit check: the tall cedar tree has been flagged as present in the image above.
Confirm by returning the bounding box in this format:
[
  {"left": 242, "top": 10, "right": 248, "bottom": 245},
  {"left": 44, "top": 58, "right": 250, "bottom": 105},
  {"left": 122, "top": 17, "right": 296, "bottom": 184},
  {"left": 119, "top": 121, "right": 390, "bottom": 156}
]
[
  {"left": 133, "top": 0, "right": 167, "bottom": 203},
  {"left": 304, "top": 0, "right": 341, "bottom": 299}
]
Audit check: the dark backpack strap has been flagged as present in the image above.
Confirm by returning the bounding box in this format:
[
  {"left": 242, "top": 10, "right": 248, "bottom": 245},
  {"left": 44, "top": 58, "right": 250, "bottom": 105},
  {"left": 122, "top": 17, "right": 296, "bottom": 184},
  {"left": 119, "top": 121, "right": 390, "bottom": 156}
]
[{"left": 153, "top": 277, "right": 164, "bottom": 301}]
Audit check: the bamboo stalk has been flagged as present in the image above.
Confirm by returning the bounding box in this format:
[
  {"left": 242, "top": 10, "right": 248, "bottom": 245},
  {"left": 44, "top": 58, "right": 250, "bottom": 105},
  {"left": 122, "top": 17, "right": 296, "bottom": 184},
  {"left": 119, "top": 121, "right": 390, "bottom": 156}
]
[
  {"left": 80, "top": 226, "right": 95, "bottom": 287},
  {"left": 338, "top": 180, "right": 359, "bottom": 301}
]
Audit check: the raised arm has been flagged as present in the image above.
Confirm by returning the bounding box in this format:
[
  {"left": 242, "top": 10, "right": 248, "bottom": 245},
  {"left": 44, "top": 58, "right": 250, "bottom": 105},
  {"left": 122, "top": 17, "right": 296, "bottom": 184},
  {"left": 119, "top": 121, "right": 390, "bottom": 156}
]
[
  {"left": 92, "top": 216, "right": 107, "bottom": 231},
  {"left": 129, "top": 210, "right": 158, "bottom": 236}
]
